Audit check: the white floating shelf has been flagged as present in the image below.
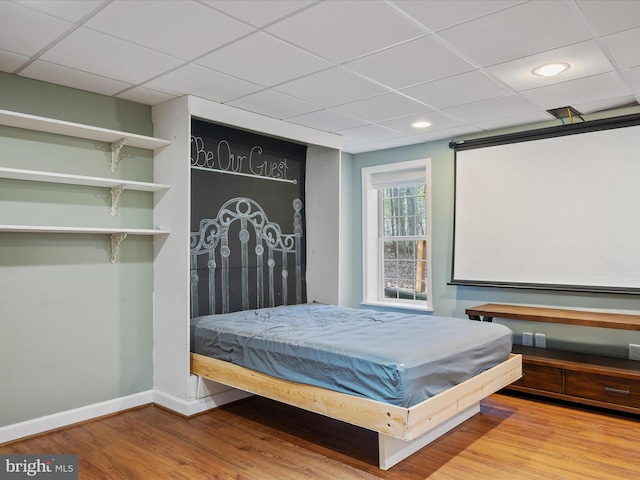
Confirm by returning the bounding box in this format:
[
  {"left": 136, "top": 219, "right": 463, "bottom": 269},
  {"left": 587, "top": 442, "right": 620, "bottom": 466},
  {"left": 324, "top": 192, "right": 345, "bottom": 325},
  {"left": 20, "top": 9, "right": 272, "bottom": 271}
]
[
  {"left": 0, "top": 109, "right": 171, "bottom": 151},
  {"left": 0, "top": 225, "right": 170, "bottom": 235},
  {"left": 0, "top": 166, "right": 170, "bottom": 192}
]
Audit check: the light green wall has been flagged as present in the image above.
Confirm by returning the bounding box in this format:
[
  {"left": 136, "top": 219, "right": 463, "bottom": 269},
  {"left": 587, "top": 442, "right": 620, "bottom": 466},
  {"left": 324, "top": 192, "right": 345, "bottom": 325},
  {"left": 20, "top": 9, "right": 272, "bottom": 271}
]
[
  {"left": 0, "top": 73, "right": 154, "bottom": 427},
  {"left": 347, "top": 111, "right": 640, "bottom": 360}
]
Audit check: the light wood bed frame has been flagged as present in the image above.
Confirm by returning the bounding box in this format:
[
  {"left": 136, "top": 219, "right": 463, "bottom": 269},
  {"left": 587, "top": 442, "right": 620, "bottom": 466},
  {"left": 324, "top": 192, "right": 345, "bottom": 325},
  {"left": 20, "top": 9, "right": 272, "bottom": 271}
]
[{"left": 191, "top": 352, "right": 522, "bottom": 469}]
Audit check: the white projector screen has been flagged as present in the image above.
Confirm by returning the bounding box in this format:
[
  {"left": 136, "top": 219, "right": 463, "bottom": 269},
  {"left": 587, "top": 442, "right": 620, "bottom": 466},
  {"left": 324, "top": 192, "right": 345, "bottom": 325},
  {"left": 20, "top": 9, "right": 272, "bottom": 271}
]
[{"left": 451, "top": 116, "right": 640, "bottom": 294}]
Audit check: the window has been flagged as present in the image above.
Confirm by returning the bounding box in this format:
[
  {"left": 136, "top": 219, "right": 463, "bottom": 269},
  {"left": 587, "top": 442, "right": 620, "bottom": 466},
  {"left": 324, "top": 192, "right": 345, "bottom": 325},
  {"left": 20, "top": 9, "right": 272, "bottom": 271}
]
[{"left": 362, "top": 159, "right": 432, "bottom": 311}]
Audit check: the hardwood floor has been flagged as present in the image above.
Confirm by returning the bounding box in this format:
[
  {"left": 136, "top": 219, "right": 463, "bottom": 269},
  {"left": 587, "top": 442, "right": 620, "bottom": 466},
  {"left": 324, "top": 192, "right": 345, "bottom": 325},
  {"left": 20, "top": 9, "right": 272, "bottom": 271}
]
[{"left": 2, "top": 393, "right": 639, "bottom": 479}]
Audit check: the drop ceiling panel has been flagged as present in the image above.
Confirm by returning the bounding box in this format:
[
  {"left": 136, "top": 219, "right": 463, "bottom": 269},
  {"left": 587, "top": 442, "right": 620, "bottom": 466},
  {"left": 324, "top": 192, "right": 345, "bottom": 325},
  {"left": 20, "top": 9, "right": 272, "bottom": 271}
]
[
  {"left": 227, "top": 89, "right": 322, "bottom": 120},
  {"left": 576, "top": 0, "right": 640, "bottom": 35},
  {"left": 438, "top": 1, "right": 592, "bottom": 66},
  {"left": 623, "top": 66, "right": 640, "bottom": 93},
  {"left": 519, "top": 72, "right": 630, "bottom": 110},
  {"left": 338, "top": 123, "right": 405, "bottom": 146},
  {"left": 401, "top": 70, "right": 510, "bottom": 110},
  {"left": 473, "top": 111, "right": 553, "bottom": 132},
  {"left": 332, "top": 93, "right": 431, "bottom": 123},
  {"left": 572, "top": 95, "right": 638, "bottom": 115},
  {"left": 84, "top": 1, "right": 254, "bottom": 61},
  {"left": 343, "top": 36, "right": 475, "bottom": 89},
  {"left": 265, "top": 0, "right": 425, "bottom": 63},
  {"left": 390, "top": 0, "right": 521, "bottom": 32},
  {"left": 0, "top": 50, "right": 29, "bottom": 73},
  {"left": 195, "top": 32, "right": 332, "bottom": 87},
  {"left": 143, "top": 63, "right": 262, "bottom": 102},
  {"left": 274, "top": 67, "right": 388, "bottom": 107},
  {"left": 0, "top": 2, "right": 72, "bottom": 57},
  {"left": 289, "top": 109, "right": 367, "bottom": 132},
  {"left": 380, "top": 111, "right": 463, "bottom": 134},
  {"left": 443, "top": 94, "right": 540, "bottom": 123},
  {"left": 485, "top": 41, "right": 615, "bottom": 91},
  {"left": 12, "top": 0, "right": 108, "bottom": 22},
  {"left": 116, "top": 86, "right": 176, "bottom": 106},
  {"left": 39, "top": 27, "right": 184, "bottom": 84},
  {"left": 602, "top": 27, "right": 640, "bottom": 69},
  {"left": 21, "top": 60, "right": 131, "bottom": 95},
  {"left": 203, "top": 0, "right": 317, "bottom": 28}
]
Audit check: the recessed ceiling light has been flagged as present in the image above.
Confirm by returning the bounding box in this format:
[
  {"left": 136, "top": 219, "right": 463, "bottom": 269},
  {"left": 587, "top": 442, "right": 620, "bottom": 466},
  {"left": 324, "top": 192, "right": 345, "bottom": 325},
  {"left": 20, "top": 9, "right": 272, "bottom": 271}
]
[
  {"left": 532, "top": 63, "right": 570, "bottom": 77},
  {"left": 411, "top": 121, "right": 431, "bottom": 129}
]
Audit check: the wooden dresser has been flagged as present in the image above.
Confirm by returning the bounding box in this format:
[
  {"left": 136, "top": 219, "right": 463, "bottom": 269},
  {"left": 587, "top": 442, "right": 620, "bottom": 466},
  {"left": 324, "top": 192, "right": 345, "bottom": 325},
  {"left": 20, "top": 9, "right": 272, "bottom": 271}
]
[{"left": 466, "top": 304, "right": 640, "bottom": 414}]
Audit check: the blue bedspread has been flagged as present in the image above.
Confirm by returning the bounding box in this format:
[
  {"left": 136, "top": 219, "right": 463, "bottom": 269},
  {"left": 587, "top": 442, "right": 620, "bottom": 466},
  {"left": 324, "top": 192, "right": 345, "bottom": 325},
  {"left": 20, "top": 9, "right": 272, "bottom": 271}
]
[{"left": 190, "top": 303, "right": 513, "bottom": 407}]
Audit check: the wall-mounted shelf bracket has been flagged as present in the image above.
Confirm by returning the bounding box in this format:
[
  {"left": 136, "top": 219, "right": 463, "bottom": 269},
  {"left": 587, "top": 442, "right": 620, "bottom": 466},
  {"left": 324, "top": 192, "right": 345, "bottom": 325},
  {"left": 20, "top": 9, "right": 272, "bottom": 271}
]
[
  {"left": 110, "top": 184, "right": 126, "bottom": 217},
  {"left": 111, "top": 138, "right": 127, "bottom": 172},
  {"left": 110, "top": 232, "right": 128, "bottom": 263}
]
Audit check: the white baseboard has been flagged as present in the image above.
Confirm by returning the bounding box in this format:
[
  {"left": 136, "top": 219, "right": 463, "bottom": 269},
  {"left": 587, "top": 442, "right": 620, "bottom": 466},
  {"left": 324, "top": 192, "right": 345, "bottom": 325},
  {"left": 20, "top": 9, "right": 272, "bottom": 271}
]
[
  {"left": 1, "top": 386, "right": 253, "bottom": 445},
  {"left": 0, "top": 390, "right": 153, "bottom": 445},
  {"left": 153, "top": 387, "right": 252, "bottom": 417}
]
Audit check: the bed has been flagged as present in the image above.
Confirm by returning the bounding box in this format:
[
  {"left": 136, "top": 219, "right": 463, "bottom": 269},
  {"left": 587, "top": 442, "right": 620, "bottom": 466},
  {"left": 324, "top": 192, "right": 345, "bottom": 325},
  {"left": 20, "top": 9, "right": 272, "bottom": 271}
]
[{"left": 190, "top": 303, "right": 521, "bottom": 469}]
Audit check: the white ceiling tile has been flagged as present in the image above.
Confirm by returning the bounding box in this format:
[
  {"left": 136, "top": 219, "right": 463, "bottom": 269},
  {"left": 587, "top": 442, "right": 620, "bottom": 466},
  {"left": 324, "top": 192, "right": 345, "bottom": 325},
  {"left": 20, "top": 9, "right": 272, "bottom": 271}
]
[
  {"left": 143, "top": 63, "right": 262, "bottom": 102},
  {"left": 332, "top": 93, "right": 432, "bottom": 123},
  {"left": 380, "top": 111, "right": 463, "bottom": 135},
  {"left": 390, "top": 0, "right": 522, "bottom": 32},
  {"left": 363, "top": 136, "right": 425, "bottom": 151},
  {"left": 116, "top": 86, "right": 177, "bottom": 106},
  {"left": 602, "top": 27, "right": 640, "bottom": 69},
  {"left": 473, "top": 111, "right": 554, "bottom": 132},
  {"left": 338, "top": 124, "right": 405, "bottom": 145},
  {"left": 20, "top": 60, "right": 131, "bottom": 96},
  {"left": 40, "top": 27, "right": 184, "bottom": 84},
  {"left": 203, "top": 0, "right": 317, "bottom": 28},
  {"left": 443, "top": 94, "right": 540, "bottom": 123},
  {"left": 519, "top": 72, "right": 630, "bottom": 111},
  {"left": 342, "top": 144, "right": 372, "bottom": 154},
  {"left": 415, "top": 125, "right": 484, "bottom": 142},
  {"left": 226, "top": 89, "right": 322, "bottom": 119},
  {"left": 0, "top": 2, "right": 72, "bottom": 56},
  {"left": 288, "top": 109, "right": 367, "bottom": 132},
  {"left": 623, "top": 65, "right": 640, "bottom": 93},
  {"left": 438, "top": 1, "right": 591, "bottom": 66},
  {"left": 0, "top": 50, "right": 29, "bottom": 73},
  {"left": 401, "top": 70, "right": 510, "bottom": 109},
  {"left": 13, "top": 0, "right": 107, "bottom": 22},
  {"left": 571, "top": 95, "right": 638, "bottom": 115},
  {"left": 485, "top": 41, "right": 615, "bottom": 91},
  {"left": 85, "top": 1, "right": 253, "bottom": 61},
  {"left": 274, "top": 67, "right": 388, "bottom": 107},
  {"left": 577, "top": 0, "right": 640, "bottom": 36},
  {"left": 265, "top": 0, "right": 424, "bottom": 63},
  {"left": 343, "top": 36, "right": 475, "bottom": 89},
  {"left": 196, "top": 32, "right": 331, "bottom": 87}
]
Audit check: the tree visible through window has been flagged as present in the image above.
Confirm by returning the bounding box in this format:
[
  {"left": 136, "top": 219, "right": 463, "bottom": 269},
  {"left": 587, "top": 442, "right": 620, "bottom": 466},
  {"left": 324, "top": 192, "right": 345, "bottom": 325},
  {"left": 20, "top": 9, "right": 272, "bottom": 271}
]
[
  {"left": 362, "top": 158, "right": 432, "bottom": 311},
  {"left": 381, "top": 184, "right": 427, "bottom": 302}
]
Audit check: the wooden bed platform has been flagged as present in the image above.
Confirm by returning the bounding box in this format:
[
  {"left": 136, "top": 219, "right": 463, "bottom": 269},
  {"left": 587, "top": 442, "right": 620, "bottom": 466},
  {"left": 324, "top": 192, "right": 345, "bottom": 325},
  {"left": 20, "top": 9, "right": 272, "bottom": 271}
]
[{"left": 191, "top": 352, "right": 522, "bottom": 469}]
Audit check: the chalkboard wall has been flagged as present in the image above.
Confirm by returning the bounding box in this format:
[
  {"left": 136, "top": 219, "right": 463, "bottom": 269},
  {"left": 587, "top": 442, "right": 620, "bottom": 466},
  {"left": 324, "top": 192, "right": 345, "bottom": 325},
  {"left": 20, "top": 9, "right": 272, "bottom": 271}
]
[{"left": 190, "top": 119, "right": 307, "bottom": 316}]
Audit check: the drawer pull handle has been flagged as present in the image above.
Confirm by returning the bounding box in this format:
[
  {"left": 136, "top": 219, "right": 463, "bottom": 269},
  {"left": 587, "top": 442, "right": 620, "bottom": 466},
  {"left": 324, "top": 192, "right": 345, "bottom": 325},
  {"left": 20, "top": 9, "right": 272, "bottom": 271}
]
[{"left": 605, "top": 387, "right": 630, "bottom": 395}]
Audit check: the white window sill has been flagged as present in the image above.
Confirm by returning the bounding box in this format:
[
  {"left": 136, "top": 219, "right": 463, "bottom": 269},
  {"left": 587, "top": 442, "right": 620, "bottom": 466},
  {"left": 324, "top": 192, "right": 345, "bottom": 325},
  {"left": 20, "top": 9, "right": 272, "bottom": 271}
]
[{"left": 361, "top": 300, "right": 434, "bottom": 313}]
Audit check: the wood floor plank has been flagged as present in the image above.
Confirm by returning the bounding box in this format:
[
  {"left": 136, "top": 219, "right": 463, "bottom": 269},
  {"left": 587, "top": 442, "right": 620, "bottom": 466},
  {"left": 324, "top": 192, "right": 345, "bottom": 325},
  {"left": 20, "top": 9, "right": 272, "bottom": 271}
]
[{"left": 2, "top": 393, "right": 639, "bottom": 479}]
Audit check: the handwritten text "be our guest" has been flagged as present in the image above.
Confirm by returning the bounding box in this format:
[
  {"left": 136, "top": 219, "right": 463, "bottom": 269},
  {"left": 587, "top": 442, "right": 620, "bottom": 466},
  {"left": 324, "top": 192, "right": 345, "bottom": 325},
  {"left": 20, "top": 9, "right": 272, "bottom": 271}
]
[{"left": 191, "top": 136, "right": 293, "bottom": 183}]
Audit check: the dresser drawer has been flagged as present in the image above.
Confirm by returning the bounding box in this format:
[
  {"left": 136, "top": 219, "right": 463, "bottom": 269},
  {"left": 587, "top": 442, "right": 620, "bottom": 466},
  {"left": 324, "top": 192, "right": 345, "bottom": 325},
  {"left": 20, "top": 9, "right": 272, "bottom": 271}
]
[
  {"left": 515, "top": 363, "right": 564, "bottom": 393},
  {"left": 565, "top": 371, "right": 640, "bottom": 408}
]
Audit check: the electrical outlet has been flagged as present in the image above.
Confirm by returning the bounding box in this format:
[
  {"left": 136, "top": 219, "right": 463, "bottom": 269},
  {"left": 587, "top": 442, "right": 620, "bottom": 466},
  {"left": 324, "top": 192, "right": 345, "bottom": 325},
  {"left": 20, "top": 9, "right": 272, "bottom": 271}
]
[
  {"left": 522, "top": 332, "right": 533, "bottom": 347},
  {"left": 629, "top": 344, "right": 640, "bottom": 361},
  {"left": 535, "top": 333, "right": 546, "bottom": 348}
]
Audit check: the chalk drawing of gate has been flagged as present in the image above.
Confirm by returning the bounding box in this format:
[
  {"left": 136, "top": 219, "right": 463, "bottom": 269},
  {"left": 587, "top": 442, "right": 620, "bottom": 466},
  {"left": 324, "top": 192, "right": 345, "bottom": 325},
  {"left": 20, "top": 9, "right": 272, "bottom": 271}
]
[{"left": 190, "top": 197, "right": 304, "bottom": 316}]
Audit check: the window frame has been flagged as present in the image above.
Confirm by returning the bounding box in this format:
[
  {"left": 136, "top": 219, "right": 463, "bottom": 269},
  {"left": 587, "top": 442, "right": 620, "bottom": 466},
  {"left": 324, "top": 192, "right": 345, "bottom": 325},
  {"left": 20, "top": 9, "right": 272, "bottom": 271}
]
[{"left": 361, "top": 158, "right": 433, "bottom": 312}]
